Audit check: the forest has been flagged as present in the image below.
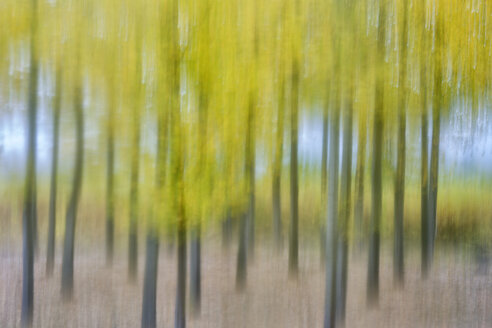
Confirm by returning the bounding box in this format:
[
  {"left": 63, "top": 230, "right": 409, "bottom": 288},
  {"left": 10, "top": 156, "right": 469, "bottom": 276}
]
[{"left": 0, "top": 0, "right": 491, "bottom": 327}]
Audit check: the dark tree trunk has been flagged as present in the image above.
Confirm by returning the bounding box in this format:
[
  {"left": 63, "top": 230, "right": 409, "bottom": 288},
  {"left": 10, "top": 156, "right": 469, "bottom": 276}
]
[
  {"left": 190, "top": 226, "right": 201, "bottom": 316},
  {"left": 393, "top": 0, "right": 408, "bottom": 287},
  {"left": 141, "top": 232, "right": 159, "bottom": 328},
  {"left": 323, "top": 86, "right": 340, "bottom": 328},
  {"left": 61, "top": 77, "right": 84, "bottom": 301},
  {"left": 175, "top": 219, "right": 187, "bottom": 328},
  {"left": 420, "top": 93, "right": 430, "bottom": 277},
  {"left": 246, "top": 97, "right": 256, "bottom": 260},
  {"left": 236, "top": 96, "right": 255, "bottom": 289},
  {"left": 106, "top": 101, "right": 115, "bottom": 266},
  {"left": 46, "top": 67, "right": 61, "bottom": 277},
  {"left": 129, "top": 24, "right": 143, "bottom": 282},
  {"left": 21, "top": 0, "right": 38, "bottom": 322},
  {"left": 236, "top": 212, "right": 247, "bottom": 291},
  {"left": 367, "top": 1, "right": 386, "bottom": 307},
  {"left": 335, "top": 87, "right": 353, "bottom": 324},
  {"left": 429, "top": 21, "right": 442, "bottom": 272},
  {"left": 189, "top": 91, "right": 207, "bottom": 316},
  {"left": 353, "top": 112, "right": 366, "bottom": 255},
  {"left": 319, "top": 98, "right": 329, "bottom": 265},
  {"left": 272, "top": 67, "right": 285, "bottom": 250},
  {"left": 141, "top": 70, "right": 167, "bottom": 328},
  {"left": 289, "top": 57, "right": 299, "bottom": 278},
  {"left": 128, "top": 100, "right": 141, "bottom": 282},
  {"left": 32, "top": 178, "right": 38, "bottom": 257},
  {"left": 419, "top": 0, "right": 431, "bottom": 280}
]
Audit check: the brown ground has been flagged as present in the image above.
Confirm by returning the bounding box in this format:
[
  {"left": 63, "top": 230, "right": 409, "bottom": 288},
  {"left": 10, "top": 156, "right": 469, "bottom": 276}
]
[{"left": 1, "top": 239, "right": 491, "bottom": 328}]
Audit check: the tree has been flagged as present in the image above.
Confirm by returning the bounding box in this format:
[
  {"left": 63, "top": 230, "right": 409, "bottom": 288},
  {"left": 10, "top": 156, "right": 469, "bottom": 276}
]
[
  {"left": 393, "top": 0, "right": 408, "bottom": 286},
  {"left": 367, "top": 0, "right": 386, "bottom": 306},
  {"left": 46, "top": 66, "right": 62, "bottom": 277},
  {"left": 21, "top": 0, "right": 38, "bottom": 323}
]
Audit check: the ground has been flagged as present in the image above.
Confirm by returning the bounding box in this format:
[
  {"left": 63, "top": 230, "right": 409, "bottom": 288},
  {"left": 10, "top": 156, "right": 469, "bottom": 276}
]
[{"left": 1, "top": 238, "right": 491, "bottom": 328}]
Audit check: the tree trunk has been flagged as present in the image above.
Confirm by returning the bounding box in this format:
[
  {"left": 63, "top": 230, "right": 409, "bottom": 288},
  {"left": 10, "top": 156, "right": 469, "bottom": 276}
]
[
  {"left": 246, "top": 96, "right": 256, "bottom": 260},
  {"left": 429, "top": 23, "right": 442, "bottom": 272},
  {"left": 46, "top": 67, "right": 61, "bottom": 277},
  {"left": 420, "top": 93, "right": 430, "bottom": 277},
  {"left": 128, "top": 99, "right": 141, "bottom": 282},
  {"left": 236, "top": 212, "right": 247, "bottom": 291},
  {"left": 272, "top": 68, "right": 285, "bottom": 250},
  {"left": 175, "top": 219, "right": 187, "bottom": 328},
  {"left": 367, "top": 0, "right": 386, "bottom": 306},
  {"left": 323, "top": 88, "right": 340, "bottom": 328},
  {"left": 21, "top": 0, "right": 38, "bottom": 322},
  {"left": 393, "top": 0, "right": 408, "bottom": 287},
  {"left": 141, "top": 232, "right": 159, "bottom": 328},
  {"left": 61, "top": 77, "right": 84, "bottom": 301},
  {"left": 289, "top": 57, "right": 299, "bottom": 278},
  {"left": 237, "top": 96, "right": 255, "bottom": 288},
  {"left": 106, "top": 100, "right": 115, "bottom": 266},
  {"left": 129, "top": 24, "right": 143, "bottom": 282},
  {"left": 353, "top": 112, "right": 366, "bottom": 255},
  {"left": 335, "top": 88, "right": 353, "bottom": 324},
  {"left": 190, "top": 226, "right": 201, "bottom": 316}
]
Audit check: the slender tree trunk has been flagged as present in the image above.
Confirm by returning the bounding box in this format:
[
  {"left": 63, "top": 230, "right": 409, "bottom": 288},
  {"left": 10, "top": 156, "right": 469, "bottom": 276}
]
[
  {"left": 190, "top": 226, "right": 201, "bottom": 315},
  {"left": 21, "top": 0, "right": 38, "bottom": 323},
  {"left": 46, "top": 67, "right": 61, "bottom": 277},
  {"left": 420, "top": 92, "right": 430, "bottom": 277},
  {"left": 236, "top": 212, "right": 247, "bottom": 291},
  {"left": 129, "top": 21, "right": 143, "bottom": 282},
  {"left": 367, "top": 1, "right": 386, "bottom": 306},
  {"left": 272, "top": 69, "right": 285, "bottom": 250},
  {"left": 289, "top": 57, "right": 299, "bottom": 277},
  {"left": 106, "top": 99, "right": 115, "bottom": 266},
  {"left": 335, "top": 87, "right": 353, "bottom": 324},
  {"left": 320, "top": 99, "right": 329, "bottom": 264},
  {"left": 141, "top": 83, "right": 167, "bottom": 328},
  {"left": 175, "top": 218, "right": 187, "bottom": 328},
  {"left": 428, "top": 103, "right": 440, "bottom": 268},
  {"left": 429, "top": 22, "right": 442, "bottom": 271},
  {"left": 237, "top": 96, "right": 255, "bottom": 289},
  {"left": 141, "top": 232, "right": 159, "bottom": 328},
  {"left": 171, "top": 2, "right": 185, "bottom": 323},
  {"left": 246, "top": 97, "right": 256, "bottom": 259},
  {"left": 128, "top": 98, "right": 141, "bottom": 282},
  {"left": 61, "top": 77, "right": 84, "bottom": 301},
  {"left": 353, "top": 112, "right": 366, "bottom": 255},
  {"left": 323, "top": 86, "right": 340, "bottom": 328},
  {"left": 32, "top": 178, "right": 38, "bottom": 257},
  {"left": 393, "top": 0, "right": 408, "bottom": 287},
  {"left": 190, "top": 92, "right": 207, "bottom": 315},
  {"left": 418, "top": 0, "right": 431, "bottom": 280}
]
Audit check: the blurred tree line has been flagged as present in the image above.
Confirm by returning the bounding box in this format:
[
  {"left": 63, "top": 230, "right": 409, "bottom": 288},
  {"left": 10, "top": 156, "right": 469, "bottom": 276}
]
[{"left": 0, "top": 0, "right": 490, "bottom": 327}]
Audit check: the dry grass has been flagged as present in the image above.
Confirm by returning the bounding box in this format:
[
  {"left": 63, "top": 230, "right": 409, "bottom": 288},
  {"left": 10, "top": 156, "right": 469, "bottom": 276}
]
[{"left": 1, "top": 238, "right": 491, "bottom": 328}]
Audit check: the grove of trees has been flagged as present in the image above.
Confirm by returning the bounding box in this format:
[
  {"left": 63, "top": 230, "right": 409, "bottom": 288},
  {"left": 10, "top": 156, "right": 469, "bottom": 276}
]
[{"left": 0, "top": 0, "right": 490, "bottom": 327}]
